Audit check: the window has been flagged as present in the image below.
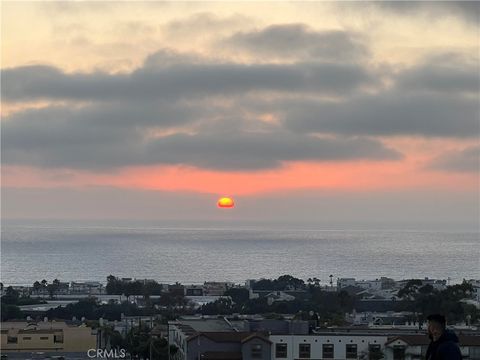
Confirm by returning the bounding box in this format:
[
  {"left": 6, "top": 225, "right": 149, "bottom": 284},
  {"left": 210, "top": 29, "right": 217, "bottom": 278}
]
[
  {"left": 322, "top": 344, "right": 334, "bottom": 359},
  {"left": 251, "top": 343, "right": 263, "bottom": 359},
  {"left": 346, "top": 344, "right": 357, "bottom": 359},
  {"left": 40, "top": 336, "right": 49, "bottom": 340},
  {"left": 299, "top": 343, "right": 311, "bottom": 358},
  {"left": 23, "top": 336, "right": 32, "bottom": 340},
  {"left": 7, "top": 336, "right": 18, "bottom": 344},
  {"left": 393, "top": 345, "right": 405, "bottom": 360},
  {"left": 369, "top": 344, "right": 382, "bottom": 360},
  {"left": 276, "top": 343, "right": 288, "bottom": 358},
  {"left": 54, "top": 335, "right": 64, "bottom": 343}
]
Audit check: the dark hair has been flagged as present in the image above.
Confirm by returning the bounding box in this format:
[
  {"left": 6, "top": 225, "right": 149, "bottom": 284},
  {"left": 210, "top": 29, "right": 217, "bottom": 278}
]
[{"left": 427, "top": 314, "right": 446, "bottom": 328}]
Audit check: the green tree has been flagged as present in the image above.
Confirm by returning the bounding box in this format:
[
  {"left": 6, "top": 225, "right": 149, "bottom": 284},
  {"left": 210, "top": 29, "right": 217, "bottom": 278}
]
[
  {"left": 225, "top": 288, "right": 249, "bottom": 304},
  {"left": 1, "top": 304, "right": 23, "bottom": 321},
  {"left": 2, "top": 286, "right": 20, "bottom": 305},
  {"left": 47, "top": 279, "right": 61, "bottom": 299},
  {"left": 33, "top": 281, "right": 42, "bottom": 295},
  {"left": 398, "top": 279, "right": 423, "bottom": 299}
]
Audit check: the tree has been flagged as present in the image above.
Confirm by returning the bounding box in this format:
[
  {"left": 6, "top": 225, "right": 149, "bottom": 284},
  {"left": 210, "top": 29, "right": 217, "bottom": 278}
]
[
  {"left": 106, "top": 275, "right": 122, "bottom": 295},
  {"left": 33, "top": 281, "right": 42, "bottom": 295},
  {"left": 1, "top": 304, "right": 23, "bottom": 321},
  {"left": 225, "top": 288, "right": 249, "bottom": 304},
  {"left": 200, "top": 297, "right": 234, "bottom": 315},
  {"left": 277, "top": 275, "right": 305, "bottom": 290},
  {"left": 2, "top": 286, "right": 20, "bottom": 305},
  {"left": 47, "top": 279, "right": 61, "bottom": 299},
  {"left": 398, "top": 279, "right": 423, "bottom": 299}
]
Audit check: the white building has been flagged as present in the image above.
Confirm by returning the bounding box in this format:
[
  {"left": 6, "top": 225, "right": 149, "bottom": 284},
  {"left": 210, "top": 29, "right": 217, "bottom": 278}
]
[
  {"left": 385, "top": 334, "right": 480, "bottom": 360},
  {"left": 270, "top": 331, "right": 480, "bottom": 360},
  {"left": 270, "top": 332, "right": 388, "bottom": 359},
  {"left": 266, "top": 291, "right": 295, "bottom": 305},
  {"left": 70, "top": 281, "right": 104, "bottom": 294}
]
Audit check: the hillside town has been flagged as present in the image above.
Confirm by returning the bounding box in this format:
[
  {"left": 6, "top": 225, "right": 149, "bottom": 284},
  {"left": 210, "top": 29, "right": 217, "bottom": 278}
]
[{"left": 1, "top": 275, "right": 480, "bottom": 359}]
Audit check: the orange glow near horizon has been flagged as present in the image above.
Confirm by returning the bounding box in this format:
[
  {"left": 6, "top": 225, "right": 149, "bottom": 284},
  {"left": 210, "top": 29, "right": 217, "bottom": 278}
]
[{"left": 2, "top": 154, "right": 478, "bottom": 197}]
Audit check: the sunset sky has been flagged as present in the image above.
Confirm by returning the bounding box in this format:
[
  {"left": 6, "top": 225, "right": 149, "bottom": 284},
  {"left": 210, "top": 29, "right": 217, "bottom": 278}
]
[{"left": 2, "top": 1, "right": 479, "bottom": 229}]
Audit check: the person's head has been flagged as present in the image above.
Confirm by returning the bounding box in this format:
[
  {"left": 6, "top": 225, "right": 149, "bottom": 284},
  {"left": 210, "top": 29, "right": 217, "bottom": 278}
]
[{"left": 427, "top": 314, "right": 446, "bottom": 341}]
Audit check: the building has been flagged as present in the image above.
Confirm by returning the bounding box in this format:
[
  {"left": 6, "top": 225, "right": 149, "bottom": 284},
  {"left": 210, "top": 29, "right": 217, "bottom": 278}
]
[
  {"left": 1, "top": 320, "right": 97, "bottom": 357},
  {"left": 170, "top": 324, "right": 271, "bottom": 360},
  {"left": 170, "top": 315, "right": 480, "bottom": 360},
  {"left": 467, "top": 279, "right": 480, "bottom": 302},
  {"left": 185, "top": 285, "right": 204, "bottom": 296},
  {"left": 203, "top": 282, "right": 235, "bottom": 296},
  {"left": 385, "top": 334, "right": 480, "bottom": 360},
  {"left": 266, "top": 291, "right": 295, "bottom": 305},
  {"left": 346, "top": 311, "right": 418, "bottom": 328},
  {"left": 271, "top": 329, "right": 480, "bottom": 360},
  {"left": 70, "top": 281, "right": 104, "bottom": 295}
]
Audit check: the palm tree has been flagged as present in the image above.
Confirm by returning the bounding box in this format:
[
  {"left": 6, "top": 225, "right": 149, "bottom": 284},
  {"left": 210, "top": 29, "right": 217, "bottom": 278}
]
[
  {"left": 40, "top": 280, "right": 48, "bottom": 298},
  {"left": 33, "top": 281, "right": 42, "bottom": 295},
  {"left": 48, "top": 279, "right": 61, "bottom": 299}
]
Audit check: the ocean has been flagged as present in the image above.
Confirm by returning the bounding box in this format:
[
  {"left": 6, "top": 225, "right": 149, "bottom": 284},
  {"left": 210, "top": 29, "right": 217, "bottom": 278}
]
[{"left": 1, "top": 223, "right": 479, "bottom": 286}]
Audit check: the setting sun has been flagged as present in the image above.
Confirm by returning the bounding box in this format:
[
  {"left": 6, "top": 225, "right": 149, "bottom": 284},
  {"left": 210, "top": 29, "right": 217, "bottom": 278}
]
[{"left": 217, "top": 197, "right": 235, "bottom": 208}]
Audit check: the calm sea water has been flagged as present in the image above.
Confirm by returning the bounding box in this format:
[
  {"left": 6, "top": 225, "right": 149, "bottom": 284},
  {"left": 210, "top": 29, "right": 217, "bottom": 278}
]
[{"left": 1, "top": 224, "right": 479, "bottom": 286}]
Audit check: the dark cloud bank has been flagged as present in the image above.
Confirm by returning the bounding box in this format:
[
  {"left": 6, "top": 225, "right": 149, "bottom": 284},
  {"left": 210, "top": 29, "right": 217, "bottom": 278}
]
[{"left": 2, "top": 24, "right": 478, "bottom": 171}]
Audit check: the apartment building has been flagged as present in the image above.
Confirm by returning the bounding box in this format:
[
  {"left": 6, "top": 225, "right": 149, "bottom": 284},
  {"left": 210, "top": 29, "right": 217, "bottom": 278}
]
[
  {"left": 1, "top": 320, "right": 97, "bottom": 356},
  {"left": 170, "top": 316, "right": 480, "bottom": 360}
]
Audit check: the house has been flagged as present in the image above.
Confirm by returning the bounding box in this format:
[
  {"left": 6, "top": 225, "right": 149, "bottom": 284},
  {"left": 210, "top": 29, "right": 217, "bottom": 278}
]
[
  {"left": 265, "top": 291, "right": 295, "bottom": 305},
  {"left": 169, "top": 283, "right": 186, "bottom": 297},
  {"left": 185, "top": 285, "right": 204, "bottom": 296},
  {"left": 338, "top": 278, "right": 357, "bottom": 289},
  {"left": 467, "top": 279, "right": 480, "bottom": 302},
  {"left": 170, "top": 326, "right": 271, "bottom": 360},
  {"left": 204, "top": 282, "right": 235, "bottom": 296}
]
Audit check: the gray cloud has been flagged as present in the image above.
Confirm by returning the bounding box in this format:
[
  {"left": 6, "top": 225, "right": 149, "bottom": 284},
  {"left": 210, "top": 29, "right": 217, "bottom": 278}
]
[
  {"left": 163, "top": 12, "right": 254, "bottom": 39},
  {"left": 221, "top": 24, "right": 369, "bottom": 61},
  {"left": 370, "top": 1, "right": 480, "bottom": 25},
  {"left": 2, "top": 106, "right": 400, "bottom": 169},
  {"left": 428, "top": 145, "right": 480, "bottom": 173},
  {"left": 2, "top": 47, "right": 477, "bottom": 172},
  {"left": 2, "top": 60, "right": 374, "bottom": 102},
  {"left": 282, "top": 92, "right": 479, "bottom": 138},
  {"left": 395, "top": 60, "right": 479, "bottom": 95},
  {"left": 144, "top": 132, "right": 401, "bottom": 170}
]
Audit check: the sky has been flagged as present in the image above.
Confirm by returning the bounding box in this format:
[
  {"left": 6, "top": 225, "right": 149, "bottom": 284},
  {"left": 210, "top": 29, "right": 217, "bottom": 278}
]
[{"left": 1, "top": 1, "right": 479, "bottom": 229}]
